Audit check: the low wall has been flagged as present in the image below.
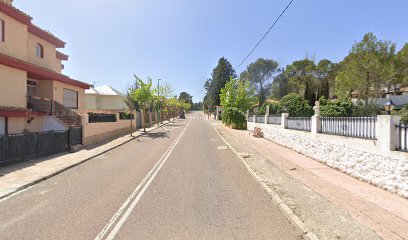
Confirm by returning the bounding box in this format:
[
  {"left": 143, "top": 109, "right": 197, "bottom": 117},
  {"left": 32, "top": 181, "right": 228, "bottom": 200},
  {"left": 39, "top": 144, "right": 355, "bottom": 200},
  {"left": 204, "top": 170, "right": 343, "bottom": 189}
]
[
  {"left": 248, "top": 122, "right": 408, "bottom": 198},
  {"left": 83, "top": 118, "right": 136, "bottom": 146}
]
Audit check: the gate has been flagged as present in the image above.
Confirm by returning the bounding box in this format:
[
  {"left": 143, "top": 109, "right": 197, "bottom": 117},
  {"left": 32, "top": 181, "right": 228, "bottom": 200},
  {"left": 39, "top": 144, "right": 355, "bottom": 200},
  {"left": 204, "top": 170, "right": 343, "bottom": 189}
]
[{"left": 69, "top": 126, "right": 82, "bottom": 146}]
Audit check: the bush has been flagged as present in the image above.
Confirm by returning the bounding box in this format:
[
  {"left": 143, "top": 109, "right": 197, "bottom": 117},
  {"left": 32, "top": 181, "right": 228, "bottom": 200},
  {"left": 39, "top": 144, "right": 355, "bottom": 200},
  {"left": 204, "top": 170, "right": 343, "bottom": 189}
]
[
  {"left": 352, "top": 104, "right": 383, "bottom": 116},
  {"left": 259, "top": 102, "right": 281, "bottom": 115},
  {"left": 399, "top": 107, "right": 408, "bottom": 124},
  {"left": 279, "top": 93, "right": 313, "bottom": 117},
  {"left": 222, "top": 107, "right": 247, "bottom": 129},
  {"left": 319, "top": 97, "right": 355, "bottom": 117}
]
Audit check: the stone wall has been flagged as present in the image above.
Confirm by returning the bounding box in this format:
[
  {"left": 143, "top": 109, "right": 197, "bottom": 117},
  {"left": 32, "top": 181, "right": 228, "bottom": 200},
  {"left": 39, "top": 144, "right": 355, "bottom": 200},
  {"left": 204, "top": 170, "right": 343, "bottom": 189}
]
[{"left": 248, "top": 122, "right": 408, "bottom": 198}]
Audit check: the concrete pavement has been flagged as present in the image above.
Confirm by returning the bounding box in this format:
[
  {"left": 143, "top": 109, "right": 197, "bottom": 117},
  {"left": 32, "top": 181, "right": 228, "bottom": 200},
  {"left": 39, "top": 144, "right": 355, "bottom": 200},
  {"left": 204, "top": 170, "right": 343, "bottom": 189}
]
[{"left": 0, "top": 112, "right": 300, "bottom": 240}]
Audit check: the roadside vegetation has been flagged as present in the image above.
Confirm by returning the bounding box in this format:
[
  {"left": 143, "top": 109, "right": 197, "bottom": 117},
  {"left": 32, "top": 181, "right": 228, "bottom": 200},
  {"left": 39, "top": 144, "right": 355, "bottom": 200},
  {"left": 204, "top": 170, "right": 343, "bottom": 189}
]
[{"left": 203, "top": 32, "right": 408, "bottom": 127}]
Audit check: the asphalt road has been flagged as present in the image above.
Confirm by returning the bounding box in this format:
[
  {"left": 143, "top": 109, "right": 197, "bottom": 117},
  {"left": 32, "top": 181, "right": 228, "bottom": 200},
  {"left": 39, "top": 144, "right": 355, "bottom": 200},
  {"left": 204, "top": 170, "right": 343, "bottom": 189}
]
[{"left": 0, "top": 112, "right": 300, "bottom": 240}]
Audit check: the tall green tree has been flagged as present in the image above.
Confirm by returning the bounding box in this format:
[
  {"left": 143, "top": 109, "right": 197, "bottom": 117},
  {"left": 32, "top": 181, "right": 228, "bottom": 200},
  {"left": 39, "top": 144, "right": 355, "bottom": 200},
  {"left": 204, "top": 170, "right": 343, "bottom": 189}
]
[
  {"left": 316, "top": 59, "right": 337, "bottom": 99},
  {"left": 240, "top": 58, "right": 280, "bottom": 105},
  {"left": 130, "top": 75, "right": 155, "bottom": 132},
  {"left": 335, "top": 32, "right": 397, "bottom": 101},
  {"left": 270, "top": 67, "right": 289, "bottom": 100},
  {"left": 396, "top": 43, "right": 408, "bottom": 84},
  {"left": 204, "top": 57, "right": 236, "bottom": 107},
  {"left": 178, "top": 92, "right": 193, "bottom": 105},
  {"left": 285, "top": 59, "right": 317, "bottom": 106}
]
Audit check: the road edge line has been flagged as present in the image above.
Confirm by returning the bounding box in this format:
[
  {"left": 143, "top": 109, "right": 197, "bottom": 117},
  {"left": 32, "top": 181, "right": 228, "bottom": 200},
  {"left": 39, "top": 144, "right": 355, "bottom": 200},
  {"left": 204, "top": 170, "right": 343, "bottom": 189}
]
[
  {"left": 0, "top": 119, "right": 179, "bottom": 201},
  {"left": 211, "top": 124, "right": 320, "bottom": 240}
]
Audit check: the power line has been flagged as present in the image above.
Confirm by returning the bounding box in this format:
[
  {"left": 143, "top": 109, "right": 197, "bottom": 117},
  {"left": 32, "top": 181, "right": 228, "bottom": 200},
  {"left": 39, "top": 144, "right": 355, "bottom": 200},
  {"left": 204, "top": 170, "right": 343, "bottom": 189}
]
[{"left": 234, "top": 0, "right": 295, "bottom": 71}]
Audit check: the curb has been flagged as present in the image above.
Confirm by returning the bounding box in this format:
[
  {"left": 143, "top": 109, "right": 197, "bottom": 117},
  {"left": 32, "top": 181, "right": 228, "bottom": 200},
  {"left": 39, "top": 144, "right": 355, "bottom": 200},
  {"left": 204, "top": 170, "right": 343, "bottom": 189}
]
[
  {"left": 0, "top": 118, "right": 179, "bottom": 201},
  {"left": 211, "top": 124, "right": 320, "bottom": 240}
]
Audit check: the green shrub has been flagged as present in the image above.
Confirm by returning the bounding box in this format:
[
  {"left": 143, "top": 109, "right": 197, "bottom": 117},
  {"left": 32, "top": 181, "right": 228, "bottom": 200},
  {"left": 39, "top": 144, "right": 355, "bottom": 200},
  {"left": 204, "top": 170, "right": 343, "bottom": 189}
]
[
  {"left": 399, "top": 107, "right": 408, "bottom": 124},
  {"left": 319, "top": 97, "right": 355, "bottom": 117},
  {"left": 352, "top": 104, "right": 383, "bottom": 116},
  {"left": 279, "top": 93, "right": 313, "bottom": 117},
  {"left": 223, "top": 107, "right": 247, "bottom": 129},
  {"left": 259, "top": 102, "right": 281, "bottom": 115}
]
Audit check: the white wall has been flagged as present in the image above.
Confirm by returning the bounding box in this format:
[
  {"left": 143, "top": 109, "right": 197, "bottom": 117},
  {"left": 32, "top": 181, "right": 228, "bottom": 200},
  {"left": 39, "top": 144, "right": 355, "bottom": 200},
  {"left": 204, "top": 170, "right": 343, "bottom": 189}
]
[
  {"left": 248, "top": 122, "right": 408, "bottom": 199},
  {"left": 42, "top": 116, "right": 67, "bottom": 132}
]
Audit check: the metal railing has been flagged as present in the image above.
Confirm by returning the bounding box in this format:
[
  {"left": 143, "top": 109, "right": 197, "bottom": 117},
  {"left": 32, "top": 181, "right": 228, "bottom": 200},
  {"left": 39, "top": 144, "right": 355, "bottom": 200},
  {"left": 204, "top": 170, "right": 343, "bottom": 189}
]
[
  {"left": 27, "top": 96, "right": 81, "bottom": 126},
  {"left": 248, "top": 116, "right": 254, "bottom": 122},
  {"left": 287, "top": 117, "right": 311, "bottom": 132},
  {"left": 256, "top": 115, "right": 265, "bottom": 123},
  {"left": 396, "top": 121, "right": 408, "bottom": 152},
  {"left": 268, "top": 115, "right": 282, "bottom": 125},
  {"left": 27, "top": 96, "right": 52, "bottom": 114},
  {"left": 321, "top": 116, "right": 377, "bottom": 139}
]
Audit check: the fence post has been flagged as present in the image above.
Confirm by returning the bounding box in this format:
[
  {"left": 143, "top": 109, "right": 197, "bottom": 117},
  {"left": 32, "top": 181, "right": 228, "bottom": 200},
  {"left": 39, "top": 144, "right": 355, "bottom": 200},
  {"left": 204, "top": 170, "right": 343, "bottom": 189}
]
[
  {"left": 265, "top": 106, "right": 269, "bottom": 124},
  {"left": 80, "top": 114, "right": 88, "bottom": 145},
  {"left": 282, "top": 113, "right": 289, "bottom": 129},
  {"left": 311, "top": 115, "right": 321, "bottom": 134},
  {"left": 376, "top": 115, "right": 401, "bottom": 151},
  {"left": 253, "top": 114, "right": 256, "bottom": 123},
  {"left": 67, "top": 128, "right": 71, "bottom": 151},
  {"left": 246, "top": 110, "right": 250, "bottom": 121}
]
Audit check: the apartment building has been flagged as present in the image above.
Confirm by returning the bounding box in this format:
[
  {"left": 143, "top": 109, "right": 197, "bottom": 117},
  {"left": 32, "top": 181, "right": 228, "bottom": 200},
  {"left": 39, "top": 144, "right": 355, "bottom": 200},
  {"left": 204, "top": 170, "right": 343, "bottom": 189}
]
[{"left": 0, "top": 0, "right": 91, "bottom": 134}]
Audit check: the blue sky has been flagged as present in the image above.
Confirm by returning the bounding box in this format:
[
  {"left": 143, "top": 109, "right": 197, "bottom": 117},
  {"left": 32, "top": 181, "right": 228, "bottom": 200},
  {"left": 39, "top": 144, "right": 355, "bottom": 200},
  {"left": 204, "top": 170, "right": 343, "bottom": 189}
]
[{"left": 15, "top": 0, "right": 408, "bottom": 102}]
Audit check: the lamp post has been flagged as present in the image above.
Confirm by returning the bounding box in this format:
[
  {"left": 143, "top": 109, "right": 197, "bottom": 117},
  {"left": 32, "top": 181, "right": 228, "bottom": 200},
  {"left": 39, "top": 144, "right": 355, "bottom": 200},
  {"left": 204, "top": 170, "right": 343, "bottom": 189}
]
[
  {"left": 157, "top": 78, "right": 162, "bottom": 124},
  {"left": 383, "top": 100, "right": 395, "bottom": 115}
]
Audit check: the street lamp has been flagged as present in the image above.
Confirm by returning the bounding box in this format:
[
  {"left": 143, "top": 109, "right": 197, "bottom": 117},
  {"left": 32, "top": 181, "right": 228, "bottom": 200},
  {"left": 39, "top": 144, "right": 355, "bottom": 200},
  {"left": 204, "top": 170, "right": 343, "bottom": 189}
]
[
  {"left": 157, "top": 78, "right": 162, "bottom": 124},
  {"left": 383, "top": 100, "right": 395, "bottom": 115}
]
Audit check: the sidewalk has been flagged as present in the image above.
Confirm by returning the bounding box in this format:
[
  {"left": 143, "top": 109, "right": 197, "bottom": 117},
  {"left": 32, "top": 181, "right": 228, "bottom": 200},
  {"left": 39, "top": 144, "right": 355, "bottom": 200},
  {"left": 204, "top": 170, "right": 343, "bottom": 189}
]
[
  {"left": 213, "top": 122, "right": 408, "bottom": 240},
  {"left": 0, "top": 119, "right": 176, "bottom": 200}
]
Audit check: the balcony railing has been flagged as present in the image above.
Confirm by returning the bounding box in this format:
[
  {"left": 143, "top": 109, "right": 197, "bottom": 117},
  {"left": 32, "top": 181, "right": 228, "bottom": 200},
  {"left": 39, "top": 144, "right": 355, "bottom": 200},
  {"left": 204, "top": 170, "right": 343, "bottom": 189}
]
[{"left": 27, "top": 96, "right": 81, "bottom": 126}]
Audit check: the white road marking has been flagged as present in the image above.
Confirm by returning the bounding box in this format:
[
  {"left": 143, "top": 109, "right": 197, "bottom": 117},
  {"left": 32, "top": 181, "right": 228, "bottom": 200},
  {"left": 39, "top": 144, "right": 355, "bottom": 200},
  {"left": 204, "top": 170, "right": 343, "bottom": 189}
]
[{"left": 94, "top": 119, "right": 192, "bottom": 240}]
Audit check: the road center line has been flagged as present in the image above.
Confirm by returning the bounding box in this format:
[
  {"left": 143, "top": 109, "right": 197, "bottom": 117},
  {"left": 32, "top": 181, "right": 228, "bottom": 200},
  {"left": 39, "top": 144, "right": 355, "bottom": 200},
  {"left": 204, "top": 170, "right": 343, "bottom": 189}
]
[{"left": 94, "top": 119, "right": 192, "bottom": 240}]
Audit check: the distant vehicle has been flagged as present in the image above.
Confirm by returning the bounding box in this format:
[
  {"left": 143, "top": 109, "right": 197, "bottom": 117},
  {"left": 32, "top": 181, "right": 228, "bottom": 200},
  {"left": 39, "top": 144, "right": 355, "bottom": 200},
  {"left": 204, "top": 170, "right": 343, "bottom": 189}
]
[{"left": 179, "top": 110, "right": 186, "bottom": 119}]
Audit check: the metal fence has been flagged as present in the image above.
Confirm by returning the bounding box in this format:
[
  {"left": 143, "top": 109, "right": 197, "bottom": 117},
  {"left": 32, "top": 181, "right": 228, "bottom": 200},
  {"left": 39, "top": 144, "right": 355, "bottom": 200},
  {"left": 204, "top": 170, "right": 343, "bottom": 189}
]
[
  {"left": 268, "top": 115, "right": 282, "bottom": 125},
  {"left": 321, "top": 116, "right": 377, "bottom": 139},
  {"left": 69, "top": 126, "right": 82, "bottom": 146},
  {"left": 256, "top": 115, "right": 265, "bottom": 123},
  {"left": 287, "top": 117, "right": 311, "bottom": 132},
  {"left": 88, "top": 112, "right": 117, "bottom": 123},
  {"left": 0, "top": 128, "right": 83, "bottom": 166},
  {"left": 119, "top": 112, "right": 134, "bottom": 120},
  {"left": 248, "top": 116, "right": 254, "bottom": 122},
  {"left": 396, "top": 122, "right": 408, "bottom": 152}
]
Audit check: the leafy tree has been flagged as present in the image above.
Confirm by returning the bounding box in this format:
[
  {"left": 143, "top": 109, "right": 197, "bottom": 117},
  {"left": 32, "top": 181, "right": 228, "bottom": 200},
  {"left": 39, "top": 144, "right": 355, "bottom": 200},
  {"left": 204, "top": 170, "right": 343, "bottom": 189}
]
[
  {"left": 220, "top": 77, "right": 253, "bottom": 112},
  {"left": 129, "top": 75, "right": 155, "bottom": 132},
  {"left": 316, "top": 59, "right": 337, "bottom": 99},
  {"left": 278, "top": 93, "right": 313, "bottom": 117},
  {"left": 335, "top": 32, "right": 397, "bottom": 101},
  {"left": 178, "top": 92, "right": 193, "bottom": 105},
  {"left": 285, "top": 59, "right": 317, "bottom": 106},
  {"left": 396, "top": 43, "right": 408, "bottom": 84},
  {"left": 270, "top": 68, "right": 289, "bottom": 100},
  {"left": 240, "top": 58, "right": 280, "bottom": 105},
  {"left": 204, "top": 57, "right": 236, "bottom": 107}
]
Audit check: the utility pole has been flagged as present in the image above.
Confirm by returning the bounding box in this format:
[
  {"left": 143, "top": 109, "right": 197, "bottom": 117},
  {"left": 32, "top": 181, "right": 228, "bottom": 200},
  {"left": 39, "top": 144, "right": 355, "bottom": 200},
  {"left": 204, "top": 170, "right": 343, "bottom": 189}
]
[{"left": 157, "top": 78, "right": 162, "bottom": 124}]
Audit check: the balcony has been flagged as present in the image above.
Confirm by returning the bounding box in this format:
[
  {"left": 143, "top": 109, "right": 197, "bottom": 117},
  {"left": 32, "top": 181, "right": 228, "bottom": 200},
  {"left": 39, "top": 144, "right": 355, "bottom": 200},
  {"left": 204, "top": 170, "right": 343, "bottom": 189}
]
[{"left": 27, "top": 96, "right": 52, "bottom": 114}]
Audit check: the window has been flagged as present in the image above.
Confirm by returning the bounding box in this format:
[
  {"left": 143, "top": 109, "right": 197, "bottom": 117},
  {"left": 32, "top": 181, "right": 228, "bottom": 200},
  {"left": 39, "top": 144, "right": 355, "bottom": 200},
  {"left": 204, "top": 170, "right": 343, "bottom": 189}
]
[
  {"left": 35, "top": 43, "right": 44, "bottom": 58},
  {"left": 0, "top": 19, "right": 4, "bottom": 42},
  {"left": 63, "top": 89, "right": 78, "bottom": 109}
]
